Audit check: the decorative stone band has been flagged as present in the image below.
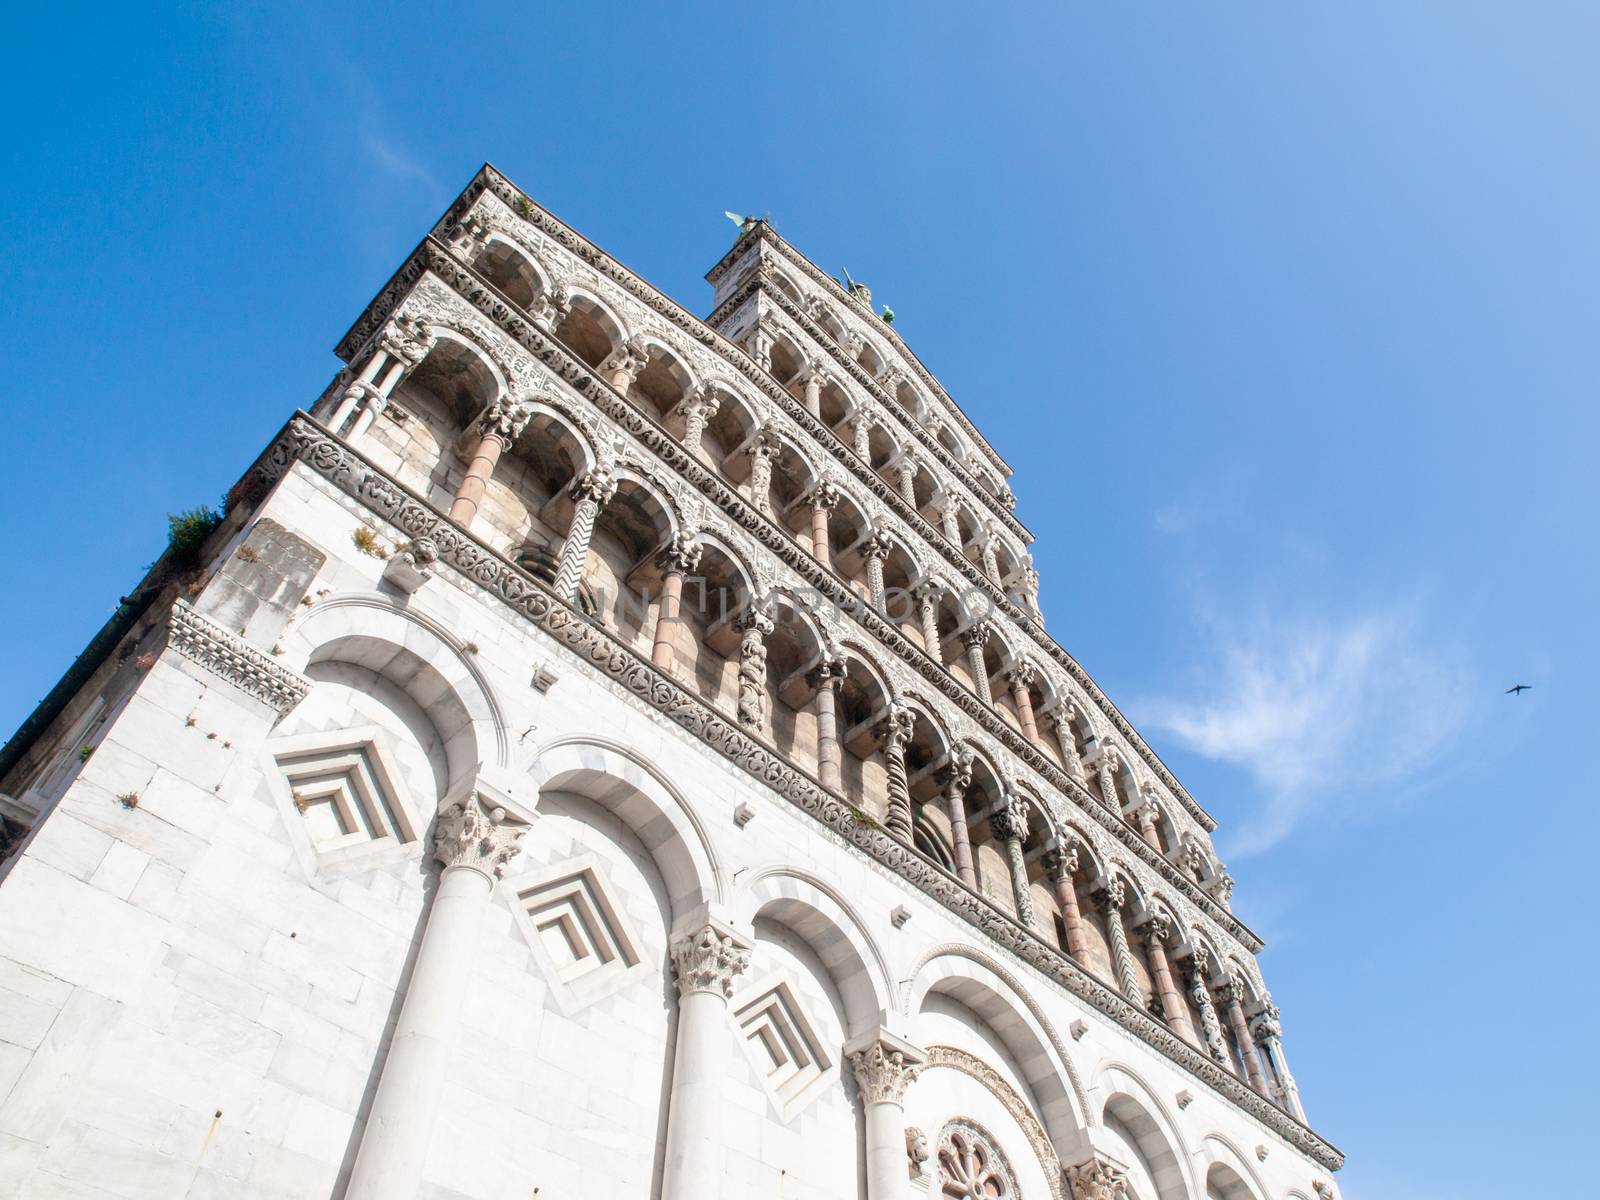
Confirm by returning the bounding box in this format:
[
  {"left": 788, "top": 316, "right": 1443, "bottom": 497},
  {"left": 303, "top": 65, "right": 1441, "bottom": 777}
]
[
  {"left": 409, "top": 171, "right": 1213, "bottom": 836},
  {"left": 166, "top": 600, "right": 311, "bottom": 715},
  {"left": 847, "top": 1038, "right": 925, "bottom": 1107},
  {"left": 669, "top": 923, "right": 752, "bottom": 998},
  {"left": 431, "top": 792, "right": 528, "bottom": 880},
  {"left": 1065, "top": 1156, "right": 1131, "bottom": 1200},
  {"left": 246, "top": 418, "right": 1342, "bottom": 1172},
  {"left": 925, "top": 1045, "right": 1065, "bottom": 1200},
  {"left": 452, "top": 247, "right": 1237, "bottom": 935}
]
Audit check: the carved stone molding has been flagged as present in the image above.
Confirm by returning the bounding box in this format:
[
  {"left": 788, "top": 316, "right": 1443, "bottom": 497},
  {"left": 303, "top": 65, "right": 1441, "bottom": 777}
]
[
  {"left": 166, "top": 600, "right": 310, "bottom": 714},
  {"left": 925, "top": 1046, "right": 1065, "bottom": 1200},
  {"left": 242, "top": 417, "right": 1342, "bottom": 1172}
]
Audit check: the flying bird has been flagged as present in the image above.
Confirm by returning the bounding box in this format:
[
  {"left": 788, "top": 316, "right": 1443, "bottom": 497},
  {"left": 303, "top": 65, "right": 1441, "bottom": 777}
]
[{"left": 1505, "top": 684, "right": 1532, "bottom": 695}]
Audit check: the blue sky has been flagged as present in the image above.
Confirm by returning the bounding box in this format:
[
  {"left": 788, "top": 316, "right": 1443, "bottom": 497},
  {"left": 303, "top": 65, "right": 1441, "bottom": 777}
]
[{"left": 4, "top": 3, "right": 1596, "bottom": 1194}]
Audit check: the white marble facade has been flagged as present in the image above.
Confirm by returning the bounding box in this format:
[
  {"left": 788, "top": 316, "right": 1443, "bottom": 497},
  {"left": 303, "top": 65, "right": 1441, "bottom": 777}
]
[{"left": 0, "top": 166, "right": 1342, "bottom": 1199}]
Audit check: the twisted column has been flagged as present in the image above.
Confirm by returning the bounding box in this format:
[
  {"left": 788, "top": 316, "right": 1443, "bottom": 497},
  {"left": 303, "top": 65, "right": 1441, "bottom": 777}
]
[
  {"left": 1093, "top": 751, "right": 1122, "bottom": 812},
  {"left": 552, "top": 468, "right": 616, "bottom": 602},
  {"left": 1140, "top": 915, "right": 1198, "bottom": 1046},
  {"left": 1043, "top": 843, "right": 1088, "bottom": 962},
  {"left": 734, "top": 606, "right": 774, "bottom": 730},
  {"left": 651, "top": 536, "right": 702, "bottom": 671},
  {"left": 678, "top": 387, "right": 720, "bottom": 460},
  {"left": 979, "top": 535, "right": 1002, "bottom": 585},
  {"left": 810, "top": 656, "right": 846, "bottom": 792},
  {"left": 1251, "top": 1000, "right": 1306, "bottom": 1120},
  {"left": 747, "top": 430, "right": 778, "bottom": 517},
  {"left": 878, "top": 706, "right": 916, "bottom": 841},
  {"left": 1006, "top": 663, "right": 1040, "bottom": 742},
  {"left": 1217, "top": 976, "right": 1274, "bottom": 1098},
  {"left": 846, "top": 1032, "right": 927, "bottom": 1200},
  {"left": 1095, "top": 880, "right": 1143, "bottom": 1003},
  {"left": 990, "top": 793, "right": 1036, "bottom": 927},
  {"left": 809, "top": 483, "right": 840, "bottom": 569},
  {"left": 914, "top": 582, "right": 944, "bottom": 666},
  {"left": 896, "top": 458, "right": 918, "bottom": 507},
  {"left": 449, "top": 398, "right": 531, "bottom": 528},
  {"left": 863, "top": 533, "right": 891, "bottom": 612},
  {"left": 662, "top": 919, "right": 753, "bottom": 1199},
  {"left": 1185, "top": 951, "right": 1233, "bottom": 1067},
  {"left": 961, "top": 623, "right": 993, "bottom": 704},
  {"left": 345, "top": 791, "right": 529, "bottom": 1200},
  {"left": 939, "top": 750, "right": 977, "bottom": 888}
]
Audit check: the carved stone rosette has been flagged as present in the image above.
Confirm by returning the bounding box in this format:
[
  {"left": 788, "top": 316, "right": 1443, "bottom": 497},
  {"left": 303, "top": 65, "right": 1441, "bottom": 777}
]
[
  {"left": 431, "top": 793, "right": 528, "bottom": 879},
  {"left": 670, "top": 923, "right": 752, "bottom": 998},
  {"left": 848, "top": 1040, "right": 925, "bottom": 1107}
]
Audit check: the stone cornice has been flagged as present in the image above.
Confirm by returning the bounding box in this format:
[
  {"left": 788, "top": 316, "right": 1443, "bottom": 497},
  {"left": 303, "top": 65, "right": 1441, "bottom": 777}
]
[
  {"left": 438, "top": 170, "right": 1215, "bottom": 833},
  {"left": 391, "top": 242, "right": 1242, "bottom": 943},
  {"left": 239, "top": 415, "right": 1341, "bottom": 1171},
  {"left": 704, "top": 228, "right": 1014, "bottom": 480},
  {"left": 167, "top": 600, "right": 310, "bottom": 713}
]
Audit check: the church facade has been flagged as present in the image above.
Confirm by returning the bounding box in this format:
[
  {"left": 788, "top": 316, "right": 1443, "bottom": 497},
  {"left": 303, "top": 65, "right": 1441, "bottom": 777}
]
[{"left": 0, "top": 165, "right": 1343, "bottom": 1199}]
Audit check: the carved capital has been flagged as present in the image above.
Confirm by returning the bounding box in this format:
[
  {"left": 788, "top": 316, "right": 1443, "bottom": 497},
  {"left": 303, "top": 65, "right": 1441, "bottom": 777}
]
[
  {"left": 1042, "top": 842, "right": 1079, "bottom": 884},
  {"left": 670, "top": 922, "right": 752, "bottom": 998},
  {"left": 1065, "top": 1156, "right": 1130, "bottom": 1200},
  {"left": 1094, "top": 878, "right": 1127, "bottom": 913},
  {"left": 847, "top": 1037, "right": 926, "bottom": 1106},
  {"left": 1005, "top": 661, "right": 1037, "bottom": 689},
  {"left": 877, "top": 704, "right": 917, "bottom": 755},
  {"left": 569, "top": 467, "right": 618, "bottom": 508},
  {"left": 806, "top": 654, "right": 847, "bottom": 691},
  {"left": 960, "top": 622, "right": 993, "bottom": 651},
  {"left": 862, "top": 532, "right": 892, "bottom": 562},
  {"left": 602, "top": 337, "right": 652, "bottom": 381},
  {"left": 1141, "top": 913, "right": 1172, "bottom": 945},
  {"left": 809, "top": 482, "right": 842, "bottom": 512},
  {"left": 938, "top": 747, "right": 975, "bottom": 794},
  {"left": 1214, "top": 975, "right": 1247, "bottom": 1010},
  {"left": 991, "top": 793, "right": 1032, "bottom": 843},
  {"left": 476, "top": 397, "right": 533, "bottom": 442},
  {"left": 657, "top": 533, "right": 702, "bottom": 575},
  {"left": 1250, "top": 1000, "right": 1284, "bottom": 1044},
  {"left": 432, "top": 793, "right": 528, "bottom": 879}
]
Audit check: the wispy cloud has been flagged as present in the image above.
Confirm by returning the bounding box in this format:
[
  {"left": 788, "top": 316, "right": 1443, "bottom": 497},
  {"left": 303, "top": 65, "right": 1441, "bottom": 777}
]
[
  {"left": 364, "top": 135, "right": 442, "bottom": 194},
  {"left": 1135, "top": 602, "right": 1476, "bottom": 856}
]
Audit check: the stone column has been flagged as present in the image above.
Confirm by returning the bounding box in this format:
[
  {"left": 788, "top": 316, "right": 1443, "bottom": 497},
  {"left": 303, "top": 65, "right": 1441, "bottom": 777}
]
[
  {"left": 939, "top": 750, "right": 977, "bottom": 888},
  {"left": 1185, "top": 952, "right": 1233, "bottom": 1067},
  {"left": 896, "top": 457, "right": 918, "bottom": 508},
  {"left": 449, "top": 398, "right": 532, "bottom": 529},
  {"left": 809, "top": 483, "right": 840, "bottom": 569},
  {"left": 878, "top": 706, "right": 916, "bottom": 842},
  {"left": 1095, "top": 880, "right": 1143, "bottom": 1003},
  {"left": 802, "top": 368, "right": 824, "bottom": 418},
  {"left": 345, "top": 792, "right": 529, "bottom": 1200},
  {"left": 1217, "top": 976, "right": 1274, "bottom": 1098},
  {"left": 1019, "top": 561, "right": 1043, "bottom": 622},
  {"left": 961, "top": 623, "right": 993, "bottom": 704},
  {"left": 1044, "top": 707, "right": 1085, "bottom": 781},
  {"left": 604, "top": 339, "right": 651, "bottom": 392},
  {"left": 1140, "top": 916, "right": 1198, "bottom": 1046},
  {"left": 651, "top": 536, "right": 702, "bottom": 672},
  {"left": 845, "top": 1031, "right": 927, "bottom": 1200},
  {"left": 862, "top": 533, "right": 890, "bottom": 613},
  {"left": 914, "top": 582, "right": 944, "bottom": 666},
  {"left": 938, "top": 501, "right": 961, "bottom": 546},
  {"left": 979, "top": 535, "right": 1002, "bottom": 586},
  {"left": 678, "top": 387, "right": 720, "bottom": 461},
  {"left": 1132, "top": 796, "right": 1163, "bottom": 853},
  {"left": 1006, "top": 663, "right": 1040, "bottom": 743},
  {"left": 747, "top": 430, "right": 778, "bottom": 518},
  {"left": 849, "top": 413, "right": 872, "bottom": 459},
  {"left": 1043, "top": 844, "right": 1089, "bottom": 962},
  {"left": 1251, "top": 1000, "right": 1307, "bottom": 1121},
  {"left": 661, "top": 919, "right": 753, "bottom": 1200},
  {"left": 747, "top": 322, "right": 775, "bottom": 372},
  {"left": 734, "top": 606, "right": 774, "bottom": 731},
  {"left": 990, "top": 793, "right": 1036, "bottom": 927},
  {"left": 1065, "top": 1156, "right": 1131, "bottom": 1200},
  {"left": 551, "top": 468, "right": 617, "bottom": 602},
  {"left": 333, "top": 313, "right": 429, "bottom": 436},
  {"left": 1093, "top": 751, "right": 1122, "bottom": 812},
  {"left": 810, "top": 656, "right": 846, "bottom": 792}
]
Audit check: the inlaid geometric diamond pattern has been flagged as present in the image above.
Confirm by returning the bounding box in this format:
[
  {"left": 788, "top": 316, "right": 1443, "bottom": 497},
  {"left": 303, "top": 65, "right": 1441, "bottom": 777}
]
[
  {"left": 521, "top": 865, "right": 640, "bottom": 985},
  {"left": 274, "top": 732, "right": 416, "bottom": 853},
  {"left": 733, "top": 976, "right": 831, "bottom": 1120}
]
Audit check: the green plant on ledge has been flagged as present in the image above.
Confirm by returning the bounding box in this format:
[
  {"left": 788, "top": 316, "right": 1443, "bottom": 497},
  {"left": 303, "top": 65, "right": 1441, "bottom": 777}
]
[{"left": 166, "top": 505, "right": 223, "bottom": 567}]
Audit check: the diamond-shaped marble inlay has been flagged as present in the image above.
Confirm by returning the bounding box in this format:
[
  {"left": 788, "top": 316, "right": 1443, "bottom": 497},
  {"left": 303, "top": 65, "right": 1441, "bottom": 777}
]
[
  {"left": 734, "top": 977, "right": 831, "bottom": 1116},
  {"left": 519, "top": 865, "right": 640, "bottom": 986},
  {"left": 275, "top": 734, "right": 416, "bottom": 852}
]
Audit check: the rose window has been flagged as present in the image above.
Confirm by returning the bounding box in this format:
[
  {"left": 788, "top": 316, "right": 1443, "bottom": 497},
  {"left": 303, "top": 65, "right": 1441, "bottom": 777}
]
[{"left": 938, "top": 1119, "right": 1016, "bottom": 1199}]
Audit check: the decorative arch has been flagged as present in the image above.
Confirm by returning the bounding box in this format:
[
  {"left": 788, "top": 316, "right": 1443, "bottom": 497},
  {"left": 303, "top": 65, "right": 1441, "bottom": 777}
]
[
  {"left": 923, "top": 1048, "right": 1066, "bottom": 1200},
  {"left": 527, "top": 736, "right": 723, "bottom": 919},
  {"left": 1095, "top": 1062, "right": 1194, "bottom": 1200},
  {"left": 731, "top": 866, "right": 894, "bottom": 1038},
  {"left": 1199, "top": 1133, "right": 1268, "bottom": 1200},
  {"left": 902, "top": 943, "right": 1093, "bottom": 1160}
]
